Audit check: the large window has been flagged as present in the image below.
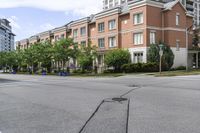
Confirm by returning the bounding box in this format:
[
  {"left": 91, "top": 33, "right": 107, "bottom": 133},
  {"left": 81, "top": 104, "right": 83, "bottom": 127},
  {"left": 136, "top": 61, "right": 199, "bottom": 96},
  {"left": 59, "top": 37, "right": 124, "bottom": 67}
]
[
  {"left": 150, "top": 32, "right": 156, "bottom": 44},
  {"left": 108, "top": 20, "right": 116, "bottom": 30},
  {"left": 134, "top": 52, "right": 143, "bottom": 63},
  {"left": 176, "top": 13, "right": 180, "bottom": 26},
  {"left": 98, "top": 22, "right": 105, "bottom": 32},
  {"left": 73, "top": 29, "right": 78, "bottom": 38},
  {"left": 98, "top": 38, "right": 105, "bottom": 48},
  {"left": 134, "top": 13, "right": 143, "bottom": 25},
  {"left": 134, "top": 33, "right": 143, "bottom": 45},
  {"left": 109, "top": 36, "right": 116, "bottom": 47},
  {"left": 80, "top": 27, "right": 86, "bottom": 36}
]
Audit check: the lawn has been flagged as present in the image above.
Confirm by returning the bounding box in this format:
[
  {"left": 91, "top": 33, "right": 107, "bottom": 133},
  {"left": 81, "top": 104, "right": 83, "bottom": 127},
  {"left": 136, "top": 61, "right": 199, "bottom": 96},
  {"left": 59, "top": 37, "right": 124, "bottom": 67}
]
[{"left": 148, "top": 69, "right": 200, "bottom": 77}]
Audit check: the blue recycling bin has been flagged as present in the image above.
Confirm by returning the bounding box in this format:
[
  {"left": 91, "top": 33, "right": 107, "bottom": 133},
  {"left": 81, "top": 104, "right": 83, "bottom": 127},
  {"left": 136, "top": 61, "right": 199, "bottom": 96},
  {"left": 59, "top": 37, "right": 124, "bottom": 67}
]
[{"left": 42, "top": 71, "right": 47, "bottom": 76}]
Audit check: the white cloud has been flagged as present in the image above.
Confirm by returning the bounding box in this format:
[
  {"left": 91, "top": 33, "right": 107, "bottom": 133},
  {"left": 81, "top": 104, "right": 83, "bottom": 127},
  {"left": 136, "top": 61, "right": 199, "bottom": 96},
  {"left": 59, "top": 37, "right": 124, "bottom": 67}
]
[
  {"left": 0, "top": 0, "right": 102, "bottom": 16},
  {"left": 7, "top": 16, "right": 21, "bottom": 30},
  {"left": 40, "top": 23, "right": 55, "bottom": 31},
  {"left": 0, "top": 15, "right": 21, "bottom": 33}
]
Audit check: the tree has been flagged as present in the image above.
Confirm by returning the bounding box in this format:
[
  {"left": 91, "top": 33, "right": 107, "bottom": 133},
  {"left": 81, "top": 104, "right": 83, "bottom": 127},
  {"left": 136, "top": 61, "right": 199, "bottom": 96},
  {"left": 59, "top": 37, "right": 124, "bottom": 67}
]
[
  {"left": 36, "top": 41, "right": 53, "bottom": 73},
  {"left": 53, "top": 38, "right": 77, "bottom": 72},
  {"left": 0, "top": 52, "right": 7, "bottom": 71},
  {"left": 104, "top": 49, "right": 131, "bottom": 72},
  {"left": 193, "top": 28, "right": 200, "bottom": 47},
  {"left": 77, "top": 42, "right": 97, "bottom": 71},
  {"left": 23, "top": 45, "right": 40, "bottom": 73},
  {"left": 147, "top": 43, "right": 174, "bottom": 70}
]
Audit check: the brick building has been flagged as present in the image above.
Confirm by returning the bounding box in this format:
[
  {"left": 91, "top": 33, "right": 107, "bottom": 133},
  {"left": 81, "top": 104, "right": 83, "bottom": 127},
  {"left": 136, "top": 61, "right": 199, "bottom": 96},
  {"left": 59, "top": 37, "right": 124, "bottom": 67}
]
[{"left": 16, "top": 0, "right": 199, "bottom": 69}]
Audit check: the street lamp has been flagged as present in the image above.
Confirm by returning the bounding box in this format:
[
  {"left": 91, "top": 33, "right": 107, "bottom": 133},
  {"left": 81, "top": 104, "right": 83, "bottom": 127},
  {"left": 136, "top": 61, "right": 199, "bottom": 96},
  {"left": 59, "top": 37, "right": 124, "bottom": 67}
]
[
  {"left": 159, "top": 44, "right": 164, "bottom": 75},
  {"left": 186, "top": 24, "right": 194, "bottom": 72}
]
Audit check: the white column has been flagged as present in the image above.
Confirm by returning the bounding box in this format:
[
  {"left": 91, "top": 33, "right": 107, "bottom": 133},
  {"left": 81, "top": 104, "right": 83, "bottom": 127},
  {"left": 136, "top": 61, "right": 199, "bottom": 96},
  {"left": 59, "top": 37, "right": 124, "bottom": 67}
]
[{"left": 102, "top": 54, "right": 105, "bottom": 67}]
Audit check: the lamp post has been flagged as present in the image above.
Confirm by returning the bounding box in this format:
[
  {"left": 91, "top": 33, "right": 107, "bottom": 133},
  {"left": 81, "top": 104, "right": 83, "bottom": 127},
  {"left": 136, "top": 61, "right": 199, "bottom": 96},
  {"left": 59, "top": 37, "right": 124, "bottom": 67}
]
[
  {"left": 186, "top": 24, "right": 194, "bottom": 72},
  {"left": 159, "top": 44, "right": 164, "bottom": 75}
]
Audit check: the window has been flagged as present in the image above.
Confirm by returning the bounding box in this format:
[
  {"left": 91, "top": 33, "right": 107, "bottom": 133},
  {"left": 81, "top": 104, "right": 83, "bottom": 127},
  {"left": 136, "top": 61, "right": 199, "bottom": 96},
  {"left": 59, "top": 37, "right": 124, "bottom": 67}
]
[
  {"left": 55, "top": 35, "right": 59, "bottom": 41},
  {"left": 121, "top": 0, "right": 126, "bottom": 4},
  {"left": 73, "top": 29, "right": 78, "bottom": 38},
  {"left": 61, "top": 34, "right": 65, "bottom": 39},
  {"left": 134, "top": 33, "right": 143, "bottom": 45},
  {"left": 98, "top": 38, "right": 105, "bottom": 48},
  {"left": 176, "top": 13, "right": 180, "bottom": 26},
  {"left": 150, "top": 32, "right": 156, "bottom": 44},
  {"left": 114, "top": 0, "right": 119, "bottom": 6},
  {"left": 105, "top": 0, "right": 108, "bottom": 4},
  {"left": 134, "top": 52, "right": 143, "bottom": 63},
  {"left": 109, "top": 0, "right": 113, "bottom": 7},
  {"left": 80, "top": 27, "right": 86, "bottom": 36},
  {"left": 108, "top": 20, "right": 116, "bottom": 30},
  {"left": 134, "top": 13, "right": 143, "bottom": 24},
  {"left": 81, "top": 41, "right": 86, "bottom": 46},
  {"left": 176, "top": 40, "right": 180, "bottom": 51},
  {"left": 98, "top": 22, "right": 105, "bottom": 32},
  {"left": 109, "top": 36, "right": 116, "bottom": 47}
]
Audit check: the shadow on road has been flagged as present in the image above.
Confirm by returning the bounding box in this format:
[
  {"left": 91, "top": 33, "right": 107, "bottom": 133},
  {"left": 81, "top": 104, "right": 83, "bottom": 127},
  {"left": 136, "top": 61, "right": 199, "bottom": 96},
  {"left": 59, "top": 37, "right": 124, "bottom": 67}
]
[{"left": 0, "top": 78, "right": 18, "bottom": 83}]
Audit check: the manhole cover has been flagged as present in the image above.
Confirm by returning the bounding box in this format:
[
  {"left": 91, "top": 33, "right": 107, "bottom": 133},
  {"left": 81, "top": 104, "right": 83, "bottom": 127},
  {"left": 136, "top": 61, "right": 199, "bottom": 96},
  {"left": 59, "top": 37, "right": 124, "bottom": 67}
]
[{"left": 112, "top": 97, "right": 128, "bottom": 102}]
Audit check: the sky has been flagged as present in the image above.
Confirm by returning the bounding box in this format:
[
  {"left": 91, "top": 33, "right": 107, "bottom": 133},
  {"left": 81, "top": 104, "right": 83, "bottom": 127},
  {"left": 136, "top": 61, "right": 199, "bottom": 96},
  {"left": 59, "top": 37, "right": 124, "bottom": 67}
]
[{"left": 0, "top": 0, "right": 102, "bottom": 41}]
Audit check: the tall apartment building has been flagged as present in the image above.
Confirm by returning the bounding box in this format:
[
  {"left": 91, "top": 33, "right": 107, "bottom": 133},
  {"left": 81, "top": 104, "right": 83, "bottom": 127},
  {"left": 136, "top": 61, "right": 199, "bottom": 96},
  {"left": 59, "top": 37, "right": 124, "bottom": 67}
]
[
  {"left": 17, "top": 0, "right": 199, "bottom": 69},
  {"left": 103, "top": 0, "right": 133, "bottom": 10},
  {"left": 193, "top": 0, "right": 200, "bottom": 26},
  {"left": 0, "top": 19, "right": 15, "bottom": 51}
]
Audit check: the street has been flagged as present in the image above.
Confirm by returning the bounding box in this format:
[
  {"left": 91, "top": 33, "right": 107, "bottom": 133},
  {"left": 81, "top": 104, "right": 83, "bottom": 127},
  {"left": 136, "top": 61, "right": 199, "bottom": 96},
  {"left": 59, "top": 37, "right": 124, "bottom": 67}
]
[{"left": 0, "top": 74, "right": 200, "bottom": 133}]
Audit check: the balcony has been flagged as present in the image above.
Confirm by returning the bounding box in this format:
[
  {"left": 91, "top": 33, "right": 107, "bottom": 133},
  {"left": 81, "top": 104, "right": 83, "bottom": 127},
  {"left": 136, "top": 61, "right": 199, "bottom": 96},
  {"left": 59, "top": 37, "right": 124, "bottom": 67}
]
[
  {"left": 186, "top": 4, "right": 194, "bottom": 10},
  {"left": 187, "top": 0, "right": 194, "bottom": 5}
]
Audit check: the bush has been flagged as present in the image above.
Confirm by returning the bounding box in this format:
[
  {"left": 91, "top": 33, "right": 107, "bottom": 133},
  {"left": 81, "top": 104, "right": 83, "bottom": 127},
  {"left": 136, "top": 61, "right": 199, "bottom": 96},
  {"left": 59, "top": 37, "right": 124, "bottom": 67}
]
[
  {"left": 121, "top": 62, "right": 159, "bottom": 73},
  {"left": 171, "top": 66, "right": 186, "bottom": 71},
  {"left": 104, "top": 49, "right": 131, "bottom": 72}
]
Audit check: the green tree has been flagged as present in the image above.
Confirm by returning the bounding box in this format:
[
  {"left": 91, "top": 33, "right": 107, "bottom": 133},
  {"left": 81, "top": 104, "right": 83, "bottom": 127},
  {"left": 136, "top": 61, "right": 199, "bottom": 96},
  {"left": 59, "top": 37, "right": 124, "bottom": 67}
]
[
  {"left": 77, "top": 42, "right": 97, "bottom": 71},
  {"left": 0, "top": 52, "right": 7, "bottom": 72},
  {"left": 36, "top": 41, "right": 53, "bottom": 73},
  {"left": 53, "top": 38, "right": 76, "bottom": 72},
  {"left": 147, "top": 43, "right": 174, "bottom": 70},
  {"left": 104, "top": 49, "right": 131, "bottom": 72},
  {"left": 23, "top": 45, "right": 40, "bottom": 73},
  {"left": 193, "top": 28, "right": 200, "bottom": 47},
  {"left": 6, "top": 51, "right": 18, "bottom": 72}
]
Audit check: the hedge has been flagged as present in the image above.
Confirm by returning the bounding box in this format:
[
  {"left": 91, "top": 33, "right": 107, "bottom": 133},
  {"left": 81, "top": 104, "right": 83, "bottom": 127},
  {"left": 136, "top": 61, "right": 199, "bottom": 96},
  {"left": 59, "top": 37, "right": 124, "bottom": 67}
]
[{"left": 121, "top": 62, "right": 159, "bottom": 73}]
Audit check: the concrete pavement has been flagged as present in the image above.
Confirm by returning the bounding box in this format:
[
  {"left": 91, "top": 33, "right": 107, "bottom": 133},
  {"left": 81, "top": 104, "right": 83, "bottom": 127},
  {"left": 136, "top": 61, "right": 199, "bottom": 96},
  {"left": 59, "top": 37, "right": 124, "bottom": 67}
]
[{"left": 0, "top": 74, "right": 200, "bottom": 133}]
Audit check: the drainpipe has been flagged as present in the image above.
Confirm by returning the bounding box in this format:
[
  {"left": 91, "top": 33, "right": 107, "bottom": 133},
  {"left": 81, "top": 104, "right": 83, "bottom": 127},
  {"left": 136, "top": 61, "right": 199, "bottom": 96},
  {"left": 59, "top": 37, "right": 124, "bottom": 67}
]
[
  {"left": 161, "top": 11, "right": 164, "bottom": 42},
  {"left": 196, "top": 52, "right": 199, "bottom": 68},
  {"left": 186, "top": 28, "right": 189, "bottom": 71}
]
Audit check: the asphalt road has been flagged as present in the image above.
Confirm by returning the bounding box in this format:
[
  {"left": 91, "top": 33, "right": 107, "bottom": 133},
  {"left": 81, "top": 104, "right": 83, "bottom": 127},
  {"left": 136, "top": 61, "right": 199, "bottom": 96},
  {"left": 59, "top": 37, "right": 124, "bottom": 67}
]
[{"left": 0, "top": 74, "right": 200, "bottom": 133}]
